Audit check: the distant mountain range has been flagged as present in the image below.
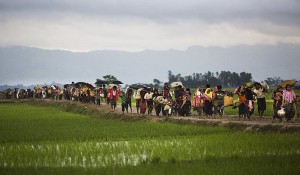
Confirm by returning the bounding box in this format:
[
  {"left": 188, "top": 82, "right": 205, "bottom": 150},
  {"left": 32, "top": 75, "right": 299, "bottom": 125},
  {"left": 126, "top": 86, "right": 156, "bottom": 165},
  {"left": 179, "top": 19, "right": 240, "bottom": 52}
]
[
  {"left": 0, "top": 44, "right": 300, "bottom": 86},
  {"left": 0, "top": 82, "right": 64, "bottom": 91}
]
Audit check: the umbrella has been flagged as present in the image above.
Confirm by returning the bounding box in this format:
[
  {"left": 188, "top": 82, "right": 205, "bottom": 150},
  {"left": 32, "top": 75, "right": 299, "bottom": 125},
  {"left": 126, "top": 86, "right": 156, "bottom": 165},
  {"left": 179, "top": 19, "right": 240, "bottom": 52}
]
[
  {"left": 111, "top": 80, "right": 123, "bottom": 84},
  {"left": 63, "top": 84, "right": 73, "bottom": 88},
  {"left": 137, "top": 88, "right": 147, "bottom": 93},
  {"left": 260, "top": 81, "right": 269, "bottom": 90},
  {"left": 170, "top": 82, "right": 183, "bottom": 88},
  {"left": 74, "top": 82, "right": 95, "bottom": 89},
  {"left": 129, "top": 83, "right": 147, "bottom": 90},
  {"left": 95, "top": 79, "right": 107, "bottom": 85},
  {"left": 280, "top": 80, "right": 297, "bottom": 88}
]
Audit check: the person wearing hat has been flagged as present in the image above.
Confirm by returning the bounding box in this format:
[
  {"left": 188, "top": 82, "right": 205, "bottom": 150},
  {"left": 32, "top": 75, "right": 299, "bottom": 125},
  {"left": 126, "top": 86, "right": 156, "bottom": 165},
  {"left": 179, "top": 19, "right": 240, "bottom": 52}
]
[
  {"left": 272, "top": 85, "right": 283, "bottom": 122},
  {"left": 253, "top": 82, "right": 267, "bottom": 119}
]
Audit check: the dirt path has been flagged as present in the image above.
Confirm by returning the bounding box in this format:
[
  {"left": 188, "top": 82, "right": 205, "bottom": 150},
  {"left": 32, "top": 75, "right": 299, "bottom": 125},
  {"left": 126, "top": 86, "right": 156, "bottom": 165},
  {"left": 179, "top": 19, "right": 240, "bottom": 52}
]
[{"left": 55, "top": 99, "right": 300, "bottom": 129}]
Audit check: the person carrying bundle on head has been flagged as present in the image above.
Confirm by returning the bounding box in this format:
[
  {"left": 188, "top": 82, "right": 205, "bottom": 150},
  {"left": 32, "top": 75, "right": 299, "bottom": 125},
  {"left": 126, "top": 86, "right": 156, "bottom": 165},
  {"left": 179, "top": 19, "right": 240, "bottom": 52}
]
[{"left": 282, "top": 84, "right": 296, "bottom": 122}]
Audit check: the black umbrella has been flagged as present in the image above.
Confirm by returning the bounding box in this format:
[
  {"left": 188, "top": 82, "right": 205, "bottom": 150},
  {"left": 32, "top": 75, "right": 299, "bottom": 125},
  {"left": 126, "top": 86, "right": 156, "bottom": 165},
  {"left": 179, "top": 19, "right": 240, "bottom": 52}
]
[
  {"left": 63, "top": 84, "right": 73, "bottom": 88},
  {"left": 95, "top": 79, "right": 107, "bottom": 85},
  {"left": 129, "top": 83, "right": 147, "bottom": 90},
  {"left": 111, "top": 80, "right": 123, "bottom": 84}
]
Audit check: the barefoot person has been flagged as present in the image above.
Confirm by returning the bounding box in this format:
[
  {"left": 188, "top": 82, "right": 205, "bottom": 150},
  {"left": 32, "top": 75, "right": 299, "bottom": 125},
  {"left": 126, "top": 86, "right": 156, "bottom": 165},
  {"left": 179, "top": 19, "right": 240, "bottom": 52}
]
[
  {"left": 215, "top": 85, "right": 225, "bottom": 117},
  {"left": 254, "top": 82, "right": 267, "bottom": 119},
  {"left": 108, "top": 86, "right": 119, "bottom": 111},
  {"left": 144, "top": 88, "right": 154, "bottom": 115},
  {"left": 272, "top": 85, "right": 283, "bottom": 122},
  {"left": 125, "top": 87, "right": 133, "bottom": 113},
  {"left": 119, "top": 91, "right": 128, "bottom": 114},
  {"left": 282, "top": 84, "right": 296, "bottom": 122},
  {"left": 237, "top": 91, "right": 247, "bottom": 119},
  {"left": 204, "top": 84, "right": 213, "bottom": 116},
  {"left": 244, "top": 87, "right": 255, "bottom": 120}
]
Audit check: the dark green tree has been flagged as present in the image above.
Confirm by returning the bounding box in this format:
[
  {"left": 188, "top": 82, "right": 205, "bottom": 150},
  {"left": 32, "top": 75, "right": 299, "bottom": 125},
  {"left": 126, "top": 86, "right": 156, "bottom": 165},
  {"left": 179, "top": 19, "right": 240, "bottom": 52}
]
[{"left": 103, "top": 75, "right": 117, "bottom": 84}]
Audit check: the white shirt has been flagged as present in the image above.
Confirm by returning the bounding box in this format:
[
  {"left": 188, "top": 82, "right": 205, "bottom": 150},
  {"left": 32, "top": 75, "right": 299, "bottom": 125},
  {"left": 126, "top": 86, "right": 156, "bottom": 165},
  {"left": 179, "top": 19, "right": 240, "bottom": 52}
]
[{"left": 144, "top": 92, "right": 153, "bottom": 100}]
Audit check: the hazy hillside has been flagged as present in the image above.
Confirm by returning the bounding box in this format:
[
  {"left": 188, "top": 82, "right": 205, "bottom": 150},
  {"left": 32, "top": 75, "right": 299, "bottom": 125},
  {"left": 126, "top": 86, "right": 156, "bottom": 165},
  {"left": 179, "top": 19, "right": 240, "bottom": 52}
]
[{"left": 1, "top": 44, "right": 300, "bottom": 85}]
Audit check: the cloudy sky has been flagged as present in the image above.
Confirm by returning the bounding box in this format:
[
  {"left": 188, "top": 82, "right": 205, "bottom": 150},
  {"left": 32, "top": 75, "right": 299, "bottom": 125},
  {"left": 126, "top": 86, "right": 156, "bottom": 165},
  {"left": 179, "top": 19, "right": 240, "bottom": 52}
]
[{"left": 1, "top": 0, "right": 300, "bottom": 52}]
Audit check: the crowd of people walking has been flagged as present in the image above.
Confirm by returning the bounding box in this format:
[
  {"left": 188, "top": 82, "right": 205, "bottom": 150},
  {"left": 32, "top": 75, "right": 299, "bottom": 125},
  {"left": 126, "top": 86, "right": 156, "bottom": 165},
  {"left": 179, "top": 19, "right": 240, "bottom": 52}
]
[{"left": 1, "top": 80, "right": 299, "bottom": 123}]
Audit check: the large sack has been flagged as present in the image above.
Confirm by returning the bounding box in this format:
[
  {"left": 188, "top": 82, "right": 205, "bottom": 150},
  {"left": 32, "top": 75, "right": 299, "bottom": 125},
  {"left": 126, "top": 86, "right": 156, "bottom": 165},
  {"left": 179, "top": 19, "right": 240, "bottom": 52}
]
[
  {"left": 224, "top": 95, "right": 234, "bottom": 107},
  {"left": 280, "top": 80, "right": 297, "bottom": 88},
  {"left": 244, "top": 82, "right": 254, "bottom": 88},
  {"left": 153, "top": 96, "right": 165, "bottom": 104}
]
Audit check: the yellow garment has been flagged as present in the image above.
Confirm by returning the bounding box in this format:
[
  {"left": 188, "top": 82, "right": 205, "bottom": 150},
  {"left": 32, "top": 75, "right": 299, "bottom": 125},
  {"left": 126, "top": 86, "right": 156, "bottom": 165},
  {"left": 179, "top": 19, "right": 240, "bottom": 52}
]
[
  {"left": 205, "top": 88, "right": 213, "bottom": 99},
  {"left": 224, "top": 95, "right": 234, "bottom": 107}
]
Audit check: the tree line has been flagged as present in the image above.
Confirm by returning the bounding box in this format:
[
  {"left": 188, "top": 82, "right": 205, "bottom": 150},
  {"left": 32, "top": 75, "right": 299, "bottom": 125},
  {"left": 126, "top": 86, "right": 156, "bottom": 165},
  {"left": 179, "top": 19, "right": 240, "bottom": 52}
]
[{"left": 167, "top": 70, "right": 253, "bottom": 88}]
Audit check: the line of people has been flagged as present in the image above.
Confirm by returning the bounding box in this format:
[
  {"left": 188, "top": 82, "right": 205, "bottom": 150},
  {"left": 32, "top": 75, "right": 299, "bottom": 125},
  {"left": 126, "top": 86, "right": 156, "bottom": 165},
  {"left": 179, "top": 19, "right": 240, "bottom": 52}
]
[
  {"left": 2, "top": 81, "right": 299, "bottom": 123},
  {"left": 107, "top": 82, "right": 299, "bottom": 123}
]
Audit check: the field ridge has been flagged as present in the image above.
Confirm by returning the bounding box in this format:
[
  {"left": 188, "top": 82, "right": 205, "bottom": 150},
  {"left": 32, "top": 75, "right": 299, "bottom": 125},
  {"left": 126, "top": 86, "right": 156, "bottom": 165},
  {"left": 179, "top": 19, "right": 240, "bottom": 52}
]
[{"left": 3, "top": 99, "right": 299, "bottom": 134}]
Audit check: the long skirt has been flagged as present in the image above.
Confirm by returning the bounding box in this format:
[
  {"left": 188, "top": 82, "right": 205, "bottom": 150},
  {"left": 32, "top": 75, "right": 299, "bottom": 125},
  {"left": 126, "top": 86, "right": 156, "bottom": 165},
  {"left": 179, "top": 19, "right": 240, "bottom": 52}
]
[
  {"left": 204, "top": 100, "right": 213, "bottom": 115},
  {"left": 257, "top": 97, "right": 266, "bottom": 111},
  {"left": 284, "top": 103, "right": 295, "bottom": 121}
]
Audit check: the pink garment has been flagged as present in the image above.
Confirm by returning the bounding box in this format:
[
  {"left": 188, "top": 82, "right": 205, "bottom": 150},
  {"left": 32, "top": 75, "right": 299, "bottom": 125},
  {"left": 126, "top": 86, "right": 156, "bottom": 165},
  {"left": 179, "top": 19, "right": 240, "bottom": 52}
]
[
  {"left": 248, "top": 100, "right": 253, "bottom": 111},
  {"left": 234, "top": 86, "right": 240, "bottom": 94},
  {"left": 283, "top": 90, "right": 294, "bottom": 103}
]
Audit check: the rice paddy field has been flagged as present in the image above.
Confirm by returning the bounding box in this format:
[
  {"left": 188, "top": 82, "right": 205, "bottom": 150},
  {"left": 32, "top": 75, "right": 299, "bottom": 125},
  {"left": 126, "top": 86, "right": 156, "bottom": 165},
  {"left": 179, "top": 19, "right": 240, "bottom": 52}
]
[{"left": 0, "top": 101, "right": 300, "bottom": 175}]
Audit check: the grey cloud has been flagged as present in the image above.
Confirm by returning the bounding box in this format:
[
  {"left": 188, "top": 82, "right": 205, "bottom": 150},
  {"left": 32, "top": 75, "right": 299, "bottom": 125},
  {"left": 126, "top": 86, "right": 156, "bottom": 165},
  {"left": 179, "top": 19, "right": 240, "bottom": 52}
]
[{"left": 1, "top": 0, "right": 300, "bottom": 26}]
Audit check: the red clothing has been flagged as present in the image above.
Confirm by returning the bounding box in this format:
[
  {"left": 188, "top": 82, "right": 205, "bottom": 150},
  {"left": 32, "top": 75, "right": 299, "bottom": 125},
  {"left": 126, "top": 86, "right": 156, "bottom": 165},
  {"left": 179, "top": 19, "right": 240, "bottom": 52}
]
[
  {"left": 140, "top": 100, "right": 147, "bottom": 114},
  {"left": 108, "top": 89, "right": 119, "bottom": 101},
  {"left": 238, "top": 94, "right": 246, "bottom": 105}
]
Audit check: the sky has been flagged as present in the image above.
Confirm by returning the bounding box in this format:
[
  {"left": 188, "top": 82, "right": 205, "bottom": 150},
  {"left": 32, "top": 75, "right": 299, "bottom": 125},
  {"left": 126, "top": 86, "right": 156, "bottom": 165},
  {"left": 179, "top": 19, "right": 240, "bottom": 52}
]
[{"left": 1, "top": 0, "right": 300, "bottom": 52}]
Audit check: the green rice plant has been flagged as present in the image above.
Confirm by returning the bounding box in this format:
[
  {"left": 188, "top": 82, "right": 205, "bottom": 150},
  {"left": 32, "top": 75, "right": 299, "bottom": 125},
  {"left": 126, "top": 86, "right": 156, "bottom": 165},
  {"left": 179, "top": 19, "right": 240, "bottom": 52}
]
[{"left": 0, "top": 102, "right": 300, "bottom": 175}]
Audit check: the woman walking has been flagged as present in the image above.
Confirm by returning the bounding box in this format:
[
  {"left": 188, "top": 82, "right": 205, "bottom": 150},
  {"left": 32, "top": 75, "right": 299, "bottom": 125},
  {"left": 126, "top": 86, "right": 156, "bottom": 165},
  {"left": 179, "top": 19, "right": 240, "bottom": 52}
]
[
  {"left": 282, "top": 84, "right": 296, "bottom": 122},
  {"left": 272, "top": 85, "right": 283, "bottom": 122},
  {"left": 244, "top": 87, "right": 255, "bottom": 120},
  {"left": 125, "top": 88, "right": 133, "bottom": 113},
  {"left": 144, "top": 88, "right": 154, "bottom": 115},
  {"left": 204, "top": 84, "right": 213, "bottom": 116},
  {"left": 254, "top": 83, "right": 267, "bottom": 118}
]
